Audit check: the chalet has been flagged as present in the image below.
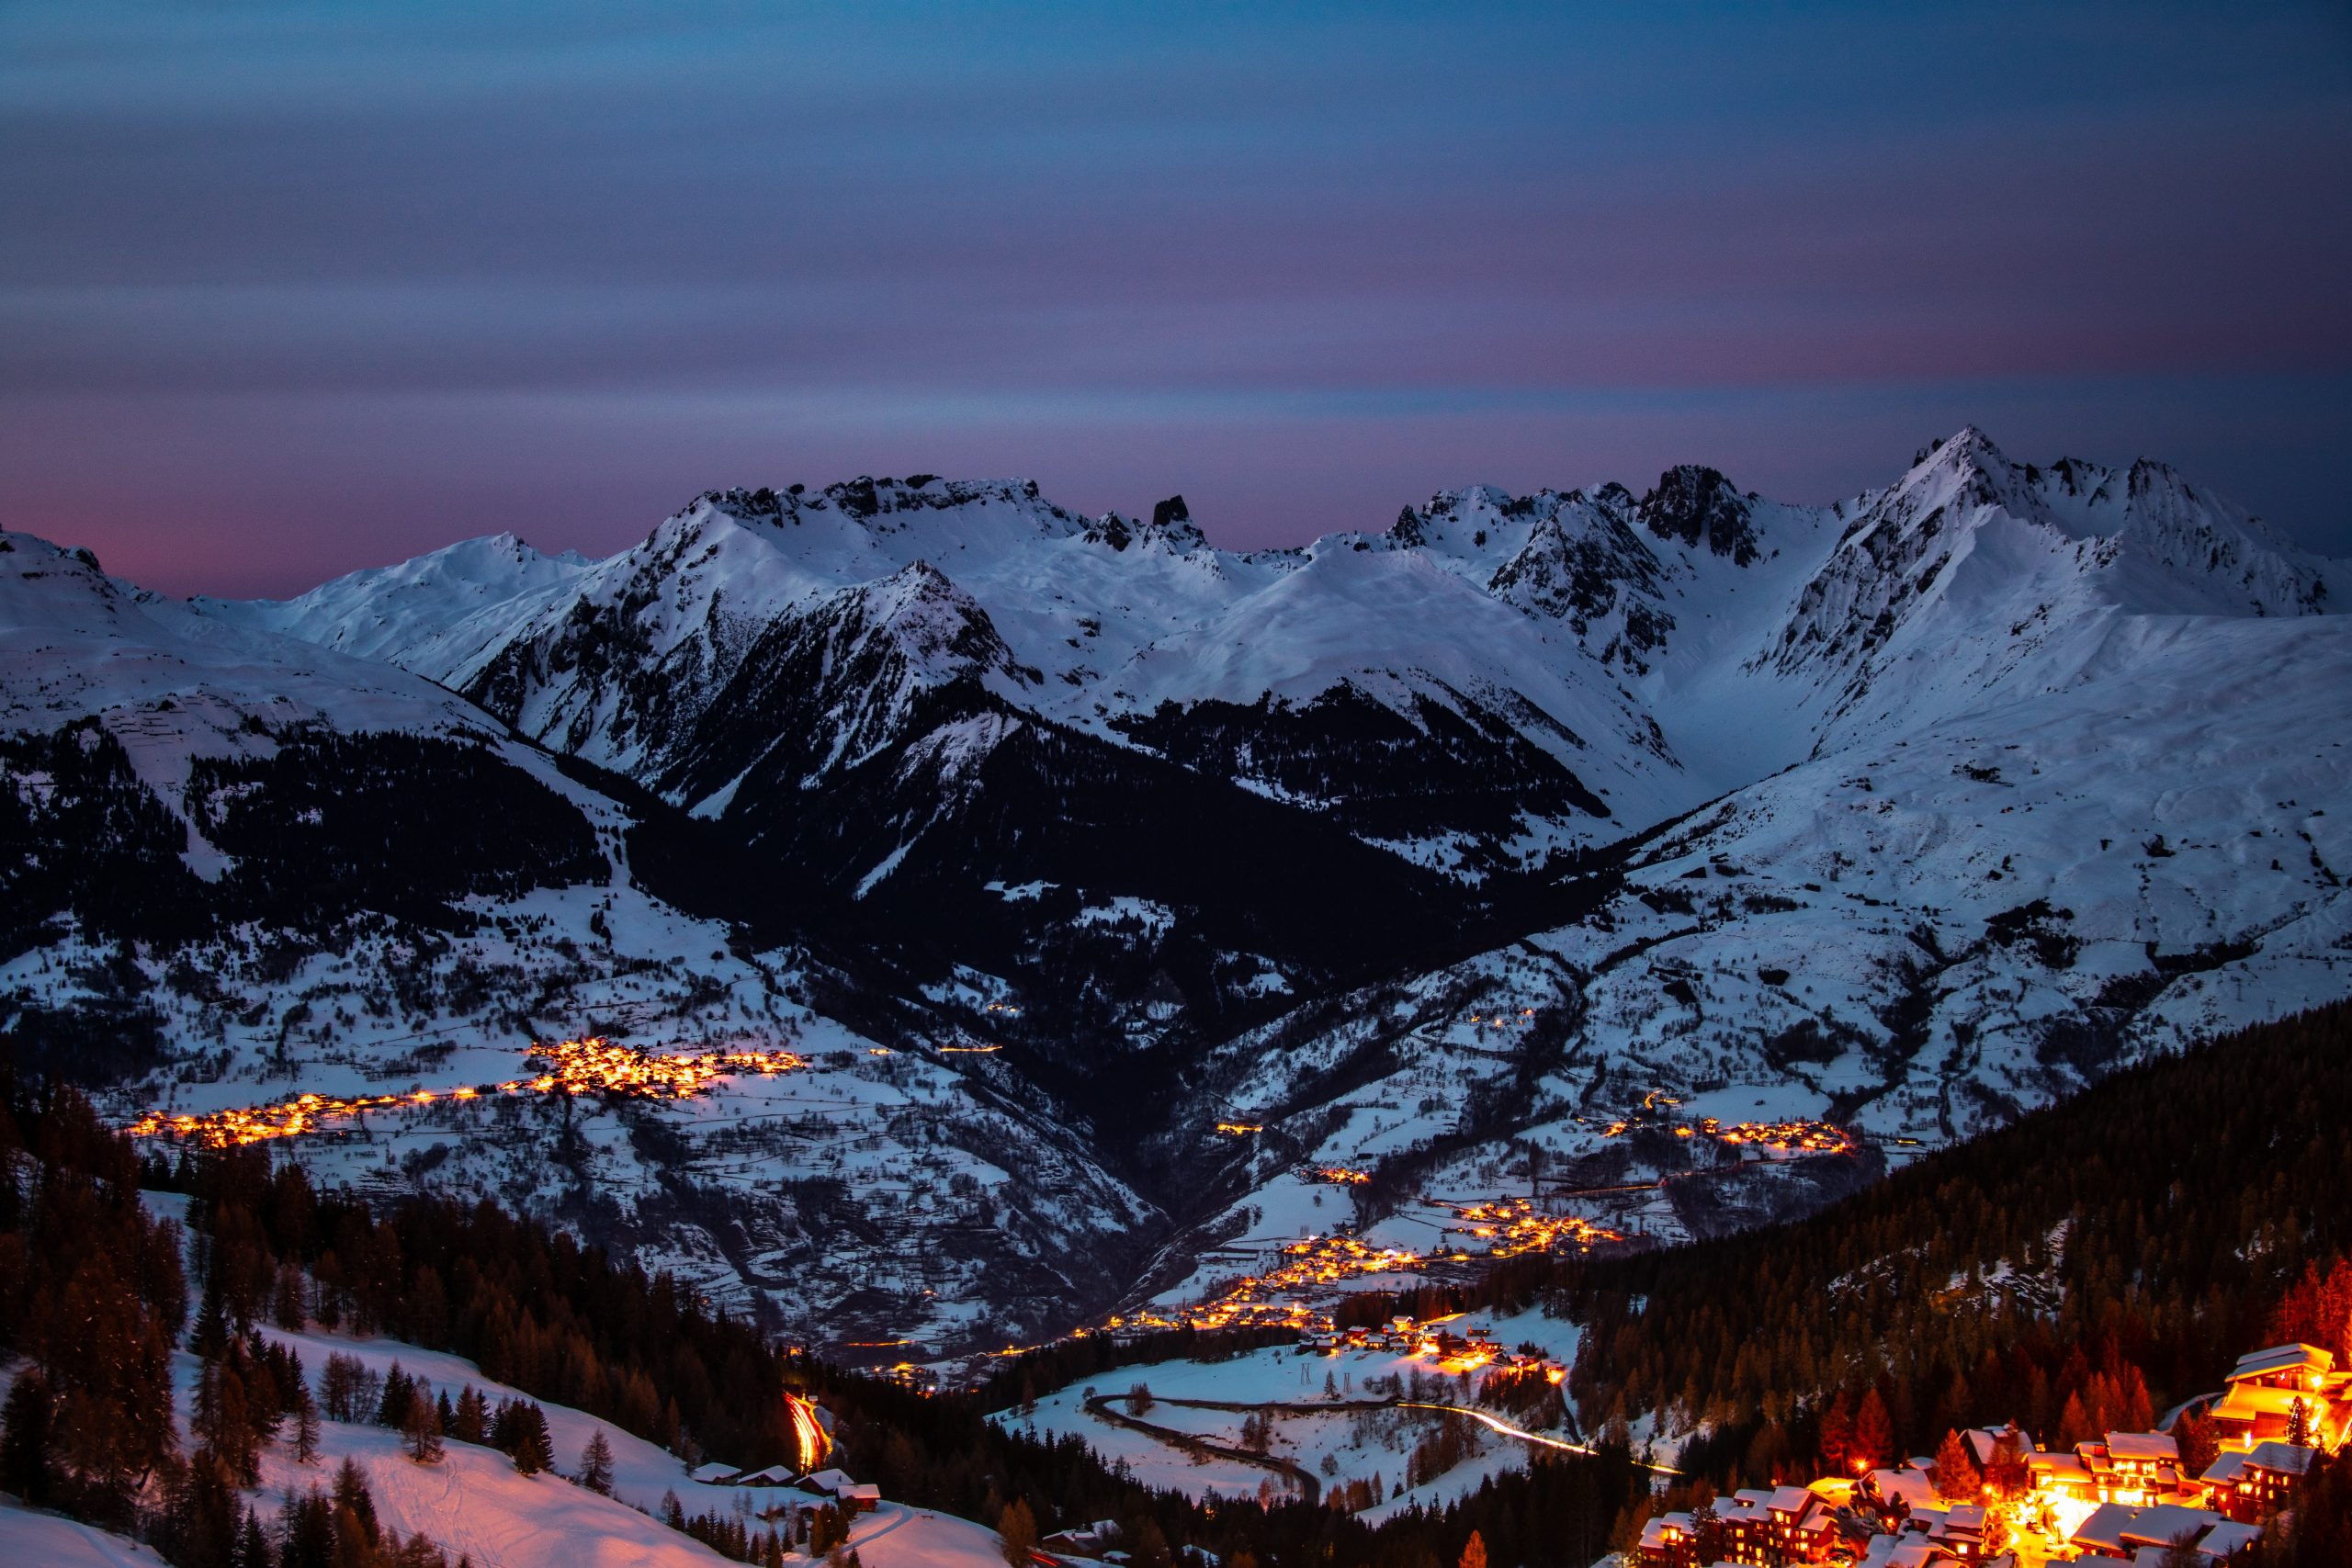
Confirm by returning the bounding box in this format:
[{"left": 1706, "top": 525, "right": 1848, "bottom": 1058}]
[
  {"left": 2226, "top": 1342, "right": 2333, "bottom": 1392},
  {"left": 2067, "top": 1502, "right": 2236, "bottom": 1561},
  {"left": 1914, "top": 1503, "right": 1987, "bottom": 1561},
  {"left": 792, "top": 1465, "right": 879, "bottom": 1510},
  {"left": 1858, "top": 1464, "right": 1935, "bottom": 1522},
  {"left": 1043, "top": 1520, "right": 1124, "bottom": 1559},
  {"left": 1633, "top": 1509, "right": 1694, "bottom": 1568},
  {"left": 2073, "top": 1431, "right": 2188, "bottom": 1505},
  {"left": 1855, "top": 1535, "right": 1961, "bottom": 1568},
  {"left": 2200, "top": 1440, "right": 2317, "bottom": 1524},
  {"left": 1698, "top": 1486, "right": 1838, "bottom": 1565},
  {"left": 738, "top": 1463, "right": 798, "bottom": 1486},
  {"left": 1959, "top": 1425, "right": 2031, "bottom": 1496},
  {"left": 2023, "top": 1449, "right": 2097, "bottom": 1504},
  {"left": 689, "top": 1461, "right": 743, "bottom": 1485},
  {"left": 2211, "top": 1342, "right": 2348, "bottom": 1449}
]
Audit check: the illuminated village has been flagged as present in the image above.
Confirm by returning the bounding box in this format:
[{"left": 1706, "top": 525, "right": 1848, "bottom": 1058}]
[
  {"left": 1634, "top": 1340, "right": 2348, "bottom": 1566},
  {"left": 125, "top": 1035, "right": 809, "bottom": 1148},
  {"left": 1101, "top": 1199, "right": 1622, "bottom": 1339}
]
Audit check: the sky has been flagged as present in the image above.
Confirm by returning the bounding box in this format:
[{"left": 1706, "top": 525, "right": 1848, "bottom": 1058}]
[{"left": 3, "top": 2, "right": 2348, "bottom": 598}]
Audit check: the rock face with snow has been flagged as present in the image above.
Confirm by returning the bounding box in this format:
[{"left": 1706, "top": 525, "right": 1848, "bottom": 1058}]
[{"left": 7, "top": 430, "right": 2348, "bottom": 1349}]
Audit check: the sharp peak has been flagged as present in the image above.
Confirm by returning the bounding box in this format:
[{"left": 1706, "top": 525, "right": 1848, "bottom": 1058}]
[
  {"left": 1905, "top": 425, "right": 2015, "bottom": 476},
  {"left": 687, "top": 475, "right": 1056, "bottom": 525}
]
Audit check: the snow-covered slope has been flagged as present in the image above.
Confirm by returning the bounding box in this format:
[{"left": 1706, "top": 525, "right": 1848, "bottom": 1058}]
[
  {"left": 0, "top": 529, "right": 1159, "bottom": 1353},
  {"left": 11, "top": 429, "right": 2348, "bottom": 1351}
]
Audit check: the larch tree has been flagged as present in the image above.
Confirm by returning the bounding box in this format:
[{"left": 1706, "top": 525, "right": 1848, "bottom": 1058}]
[
  {"left": 997, "top": 1496, "right": 1040, "bottom": 1568},
  {"left": 579, "top": 1429, "right": 616, "bottom": 1495}
]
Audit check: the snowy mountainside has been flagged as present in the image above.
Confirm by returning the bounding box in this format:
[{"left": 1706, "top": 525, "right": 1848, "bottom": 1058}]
[
  {"left": 0, "top": 530, "right": 1160, "bottom": 1352},
  {"left": 10, "top": 429, "right": 2349, "bottom": 1356},
  {"left": 194, "top": 530, "right": 594, "bottom": 679},
  {"left": 1148, "top": 607, "right": 2352, "bottom": 1283}
]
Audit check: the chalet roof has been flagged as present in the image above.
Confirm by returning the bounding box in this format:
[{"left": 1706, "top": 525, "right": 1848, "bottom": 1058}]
[
  {"left": 842, "top": 1483, "right": 882, "bottom": 1501},
  {"left": 1868, "top": 1468, "right": 1935, "bottom": 1508},
  {"left": 1767, "top": 1484, "right": 1815, "bottom": 1514},
  {"left": 2107, "top": 1431, "right": 2181, "bottom": 1461},
  {"left": 739, "top": 1464, "right": 798, "bottom": 1485},
  {"left": 2199, "top": 1520, "right": 2265, "bottom": 1556},
  {"left": 1636, "top": 1513, "right": 1692, "bottom": 1549},
  {"left": 2027, "top": 1450, "right": 2093, "bottom": 1481},
  {"left": 689, "top": 1462, "right": 741, "bottom": 1483},
  {"left": 1858, "top": 1537, "right": 1956, "bottom": 1568},
  {"left": 2230, "top": 1343, "right": 2333, "bottom": 1382},
  {"left": 2115, "top": 1503, "right": 2231, "bottom": 1549},
  {"left": 2243, "top": 1440, "right": 2319, "bottom": 1475},
  {"left": 2070, "top": 1503, "right": 2139, "bottom": 1551},
  {"left": 2202, "top": 1451, "right": 2249, "bottom": 1485}
]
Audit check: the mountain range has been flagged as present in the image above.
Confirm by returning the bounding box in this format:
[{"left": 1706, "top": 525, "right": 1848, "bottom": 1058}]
[{"left": 5, "top": 427, "right": 2346, "bottom": 1352}]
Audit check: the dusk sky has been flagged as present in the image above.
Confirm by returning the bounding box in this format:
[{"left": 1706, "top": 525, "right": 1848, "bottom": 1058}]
[{"left": 4, "top": 2, "right": 2348, "bottom": 598}]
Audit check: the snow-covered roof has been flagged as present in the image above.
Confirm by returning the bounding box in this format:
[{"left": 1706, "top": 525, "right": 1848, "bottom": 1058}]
[
  {"left": 2116, "top": 1504, "right": 2232, "bottom": 1550},
  {"left": 2243, "top": 1440, "right": 2318, "bottom": 1475},
  {"left": 1867, "top": 1468, "right": 1935, "bottom": 1508},
  {"left": 690, "top": 1461, "right": 741, "bottom": 1483},
  {"left": 2198, "top": 1520, "right": 2265, "bottom": 1556},
  {"left": 2028, "top": 1450, "right": 2092, "bottom": 1481},
  {"left": 2069, "top": 1503, "right": 2140, "bottom": 1551},
  {"left": 2230, "top": 1343, "right": 2333, "bottom": 1381},
  {"left": 2106, "top": 1431, "right": 2179, "bottom": 1461}
]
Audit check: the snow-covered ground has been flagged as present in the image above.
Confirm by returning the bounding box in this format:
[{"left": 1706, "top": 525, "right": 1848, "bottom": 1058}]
[
  {"left": 0, "top": 1505, "right": 172, "bottom": 1568},
  {"left": 0, "top": 1195, "right": 1015, "bottom": 1568},
  {"left": 993, "top": 1307, "right": 1583, "bottom": 1510}
]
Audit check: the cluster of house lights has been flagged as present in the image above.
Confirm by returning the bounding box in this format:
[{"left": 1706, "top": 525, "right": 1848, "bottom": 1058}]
[
  {"left": 126, "top": 1035, "right": 808, "bottom": 1148},
  {"left": 1447, "top": 1196, "right": 1620, "bottom": 1258},
  {"left": 1109, "top": 1201, "right": 1623, "bottom": 1337},
  {"left": 1598, "top": 1112, "right": 1854, "bottom": 1155}
]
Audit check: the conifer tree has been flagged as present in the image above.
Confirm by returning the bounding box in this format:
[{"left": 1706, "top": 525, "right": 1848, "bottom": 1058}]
[
  {"left": 1459, "top": 1529, "right": 1488, "bottom": 1568},
  {"left": 511, "top": 1402, "right": 554, "bottom": 1475},
  {"left": 580, "top": 1429, "right": 615, "bottom": 1495},
  {"left": 405, "top": 1388, "right": 447, "bottom": 1463},
  {"left": 1817, "top": 1389, "right": 1854, "bottom": 1475},
  {"left": 293, "top": 1382, "right": 322, "bottom": 1465},
  {"left": 0, "top": 1371, "right": 55, "bottom": 1506},
  {"left": 335, "top": 1455, "right": 380, "bottom": 1545},
  {"left": 379, "top": 1362, "right": 416, "bottom": 1428},
  {"left": 452, "top": 1385, "right": 488, "bottom": 1446},
  {"left": 1853, "top": 1389, "right": 1893, "bottom": 1472},
  {"left": 1933, "top": 1430, "right": 1981, "bottom": 1500},
  {"left": 2058, "top": 1390, "right": 2094, "bottom": 1448},
  {"left": 236, "top": 1505, "right": 272, "bottom": 1568},
  {"left": 2174, "top": 1408, "right": 2220, "bottom": 1477},
  {"left": 997, "top": 1497, "right": 1039, "bottom": 1568}
]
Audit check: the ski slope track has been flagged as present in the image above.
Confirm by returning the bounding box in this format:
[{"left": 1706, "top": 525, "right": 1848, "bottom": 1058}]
[{"left": 4, "top": 429, "right": 2346, "bottom": 1351}]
